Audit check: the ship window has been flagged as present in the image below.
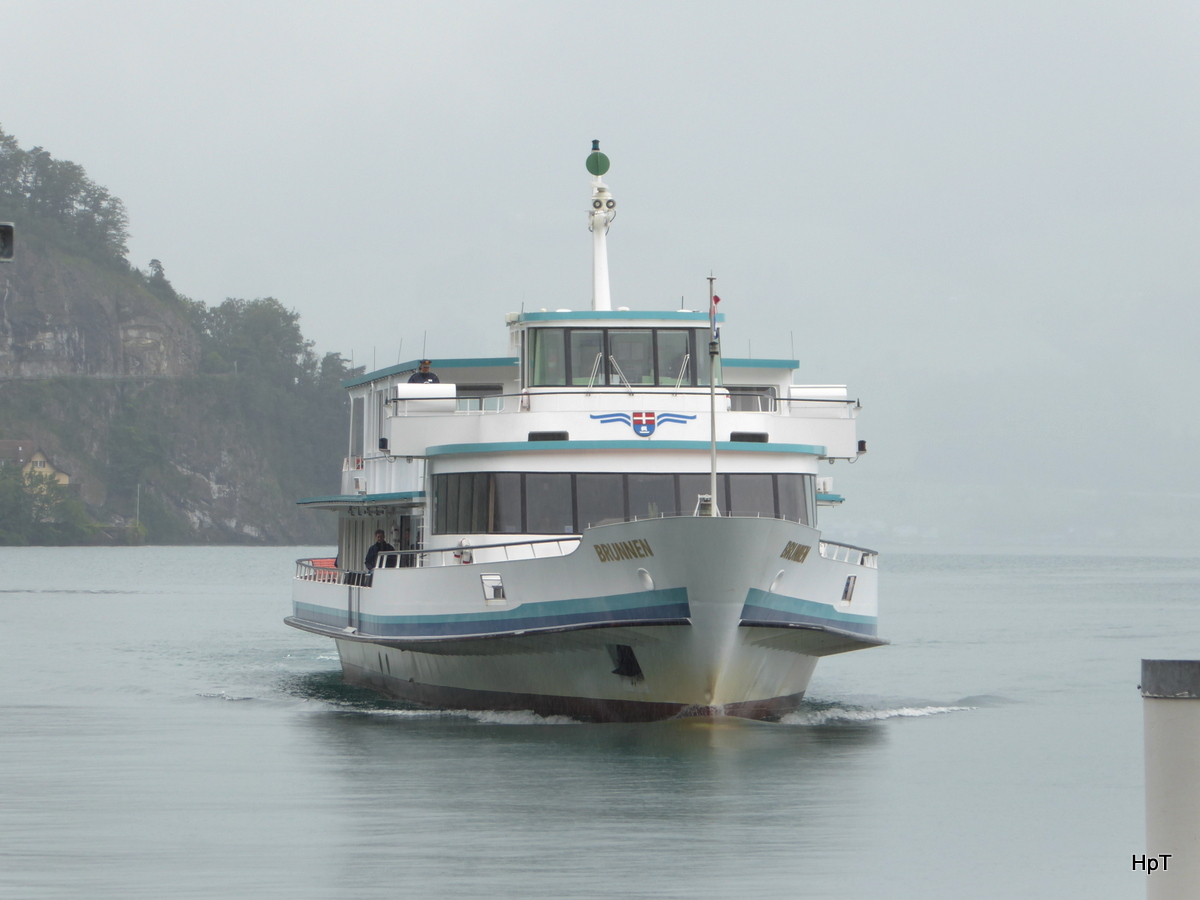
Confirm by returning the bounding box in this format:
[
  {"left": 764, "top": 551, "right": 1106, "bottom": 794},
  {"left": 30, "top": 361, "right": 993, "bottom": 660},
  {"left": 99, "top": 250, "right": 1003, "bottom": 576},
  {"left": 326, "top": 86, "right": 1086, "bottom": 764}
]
[
  {"left": 728, "top": 386, "right": 776, "bottom": 412},
  {"left": 472, "top": 472, "right": 491, "bottom": 533},
  {"left": 570, "top": 330, "right": 605, "bottom": 385},
  {"left": 456, "top": 384, "right": 504, "bottom": 411},
  {"left": 608, "top": 330, "right": 655, "bottom": 385},
  {"left": 776, "top": 474, "right": 811, "bottom": 525},
  {"left": 492, "top": 473, "right": 523, "bottom": 533},
  {"left": 628, "top": 473, "right": 675, "bottom": 520},
  {"left": 525, "top": 473, "right": 574, "bottom": 534},
  {"left": 728, "top": 474, "right": 776, "bottom": 518},
  {"left": 577, "top": 473, "right": 625, "bottom": 528},
  {"left": 432, "top": 472, "right": 815, "bottom": 534},
  {"left": 349, "top": 396, "right": 365, "bottom": 458},
  {"left": 526, "top": 327, "right": 712, "bottom": 387},
  {"left": 841, "top": 575, "right": 857, "bottom": 604},
  {"left": 656, "top": 330, "right": 691, "bottom": 386},
  {"left": 438, "top": 474, "right": 457, "bottom": 534},
  {"left": 456, "top": 472, "right": 477, "bottom": 534},
  {"left": 678, "top": 473, "right": 726, "bottom": 517},
  {"left": 530, "top": 329, "right": 567, "bottom": 386}
]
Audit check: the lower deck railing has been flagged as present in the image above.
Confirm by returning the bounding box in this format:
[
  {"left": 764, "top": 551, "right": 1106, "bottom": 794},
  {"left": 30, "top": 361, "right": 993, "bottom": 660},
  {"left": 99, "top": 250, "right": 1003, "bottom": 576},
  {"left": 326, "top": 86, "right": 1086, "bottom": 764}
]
[
  {"left": 294, "top": 531, "right": 878, "bottom": 585},
  {"left": 294, "top": 537, "right": 582, "bottom": 584}
]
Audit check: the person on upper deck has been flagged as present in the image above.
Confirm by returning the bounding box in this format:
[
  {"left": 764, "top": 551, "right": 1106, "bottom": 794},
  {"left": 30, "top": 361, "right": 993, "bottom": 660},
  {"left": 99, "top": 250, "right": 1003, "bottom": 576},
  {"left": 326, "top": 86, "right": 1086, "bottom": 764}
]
[
  {"left": 364, "top": 530, "right": 396, "bottom": 569},
  {"left": 408, "top": 360, "right": 440, "bottom": 383}
]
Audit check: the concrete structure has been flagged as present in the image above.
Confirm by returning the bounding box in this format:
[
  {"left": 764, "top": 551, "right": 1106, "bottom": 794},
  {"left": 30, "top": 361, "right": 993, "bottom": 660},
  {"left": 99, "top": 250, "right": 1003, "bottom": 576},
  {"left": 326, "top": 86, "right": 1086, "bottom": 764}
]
[{"left": 1141, "top": 659, "right": 1200, "bottom": 898}]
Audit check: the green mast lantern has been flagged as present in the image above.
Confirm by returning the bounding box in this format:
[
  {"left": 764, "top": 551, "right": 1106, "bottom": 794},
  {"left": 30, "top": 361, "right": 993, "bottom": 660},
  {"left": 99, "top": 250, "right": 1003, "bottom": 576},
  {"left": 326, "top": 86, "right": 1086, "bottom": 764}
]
[{"left": 586, "top": 139, "right": 610, "bottom": 176}]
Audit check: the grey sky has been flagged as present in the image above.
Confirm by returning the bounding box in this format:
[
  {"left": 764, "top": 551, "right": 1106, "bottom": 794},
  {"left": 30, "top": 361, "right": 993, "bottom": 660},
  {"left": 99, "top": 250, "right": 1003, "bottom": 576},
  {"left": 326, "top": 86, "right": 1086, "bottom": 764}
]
[{"left": 3, "top": 1, "right": 1197, "bottom": 547}]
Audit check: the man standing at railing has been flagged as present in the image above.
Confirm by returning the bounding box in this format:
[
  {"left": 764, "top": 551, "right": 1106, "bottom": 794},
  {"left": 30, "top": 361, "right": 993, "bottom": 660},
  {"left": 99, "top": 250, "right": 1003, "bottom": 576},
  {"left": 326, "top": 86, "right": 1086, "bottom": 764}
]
[
  {"left": 365, "top": 530, "right": 396, "bottom": 571},
  {"left": 408, "top": 360, "right": 440, "bottom": 383}
]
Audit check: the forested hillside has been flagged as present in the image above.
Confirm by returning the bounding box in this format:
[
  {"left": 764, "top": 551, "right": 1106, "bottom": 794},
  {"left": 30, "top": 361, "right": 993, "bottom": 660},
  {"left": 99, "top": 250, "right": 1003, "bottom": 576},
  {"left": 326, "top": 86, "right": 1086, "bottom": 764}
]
[{"left": 0, "top": 126, "right": 355, "bottom": 544}]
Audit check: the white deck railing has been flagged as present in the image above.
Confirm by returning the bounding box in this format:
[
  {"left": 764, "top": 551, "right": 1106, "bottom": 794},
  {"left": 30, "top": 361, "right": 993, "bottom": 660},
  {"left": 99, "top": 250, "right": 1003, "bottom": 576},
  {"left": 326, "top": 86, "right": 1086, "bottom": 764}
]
[
  {"left": 385, "top": 389, "right": 856, "bottom": 417},
  {"left": 818, "top": 540, "right": 879, "bottom": 568},
  {"left": 296, "top": 530, "right": 878, "bottom": 587},
  {"left": 294, "top": 536, "right": 582, "bottom": 585}
]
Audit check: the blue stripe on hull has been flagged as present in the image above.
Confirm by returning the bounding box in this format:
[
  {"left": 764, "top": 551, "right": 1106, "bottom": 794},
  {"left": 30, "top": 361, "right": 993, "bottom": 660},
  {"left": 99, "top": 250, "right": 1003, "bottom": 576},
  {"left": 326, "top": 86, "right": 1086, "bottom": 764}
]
[
  {"left": 740, "top": 588, "right": 878, "bottom": 637},
  {"left": 294, "top": 587, "right": 690, "bottom": 638}
]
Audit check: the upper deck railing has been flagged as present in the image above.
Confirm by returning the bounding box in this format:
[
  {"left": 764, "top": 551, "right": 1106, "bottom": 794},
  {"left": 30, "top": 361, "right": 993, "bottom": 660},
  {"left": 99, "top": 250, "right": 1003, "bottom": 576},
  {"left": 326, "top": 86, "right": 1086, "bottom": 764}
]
[{"left": 388, "top": 389, "right": 856, "bottom": 417}]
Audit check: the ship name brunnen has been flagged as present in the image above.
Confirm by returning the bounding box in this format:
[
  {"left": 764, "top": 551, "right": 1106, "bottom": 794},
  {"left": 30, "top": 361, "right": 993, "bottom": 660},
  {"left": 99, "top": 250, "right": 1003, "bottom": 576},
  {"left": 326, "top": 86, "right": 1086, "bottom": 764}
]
[
  {"left": 594, "top": 540, "right": 655, "bottom": 563},
  {"left": 780, "top": 541, "right": 811, "bottom": 564}
]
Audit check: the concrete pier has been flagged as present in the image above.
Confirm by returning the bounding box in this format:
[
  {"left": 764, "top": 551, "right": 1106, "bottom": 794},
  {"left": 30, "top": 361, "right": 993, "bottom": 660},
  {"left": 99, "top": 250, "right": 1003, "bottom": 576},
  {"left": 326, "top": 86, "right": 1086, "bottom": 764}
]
[{"left": 1142, "top": 659, "right": 1200, "bottom": 899}]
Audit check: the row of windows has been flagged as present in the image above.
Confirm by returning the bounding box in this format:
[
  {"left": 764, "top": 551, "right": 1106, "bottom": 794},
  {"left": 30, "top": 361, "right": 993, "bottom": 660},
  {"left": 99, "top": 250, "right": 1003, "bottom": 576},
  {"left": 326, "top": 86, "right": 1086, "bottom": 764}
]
[
  {"left": 433, "top": 472, "right": 817, "bottom": 535},
  {"left": 527, "top": 328, "right": 718, "bottom": 388}
]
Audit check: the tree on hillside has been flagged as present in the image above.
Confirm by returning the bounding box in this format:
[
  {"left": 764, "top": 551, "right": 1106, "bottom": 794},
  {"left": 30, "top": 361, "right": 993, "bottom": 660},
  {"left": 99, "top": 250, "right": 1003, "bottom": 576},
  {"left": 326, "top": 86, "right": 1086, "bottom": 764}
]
[
  {"left": 194, "top": 297, "right": 319, "bottom": 386},
  {"left": 0, "top": 125, "right": 130, "bottom": 264}
]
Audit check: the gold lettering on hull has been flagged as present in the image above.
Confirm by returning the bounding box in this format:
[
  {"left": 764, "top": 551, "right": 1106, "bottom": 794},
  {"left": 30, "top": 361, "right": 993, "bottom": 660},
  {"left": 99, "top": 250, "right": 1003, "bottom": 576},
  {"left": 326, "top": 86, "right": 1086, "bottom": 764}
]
[
  {"left": 594, "top": 539, "right": 655, "bottom": 563},
  {"left": 780, "top": 541, "right": 811, "bottom": 564}
]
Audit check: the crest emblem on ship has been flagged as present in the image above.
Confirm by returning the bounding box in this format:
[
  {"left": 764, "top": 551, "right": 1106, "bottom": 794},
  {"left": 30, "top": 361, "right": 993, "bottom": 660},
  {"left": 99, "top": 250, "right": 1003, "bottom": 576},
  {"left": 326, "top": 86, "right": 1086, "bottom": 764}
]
[{"left": 590, "top": 411, "right": 697, "bottom": 437}]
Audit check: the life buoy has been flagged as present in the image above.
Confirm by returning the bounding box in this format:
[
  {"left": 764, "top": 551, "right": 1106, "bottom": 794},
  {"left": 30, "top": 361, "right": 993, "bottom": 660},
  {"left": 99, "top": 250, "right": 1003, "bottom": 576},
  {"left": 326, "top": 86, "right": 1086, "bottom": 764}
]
[{"left": 453, "top": 538, "right": 473, "bottom": 565}]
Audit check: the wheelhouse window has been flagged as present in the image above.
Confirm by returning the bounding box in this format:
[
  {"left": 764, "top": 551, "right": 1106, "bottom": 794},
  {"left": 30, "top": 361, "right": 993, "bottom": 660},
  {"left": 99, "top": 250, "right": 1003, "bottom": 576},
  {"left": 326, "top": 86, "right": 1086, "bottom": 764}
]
[
  {"left": 526, "top": 327, "right": 712, "bottom": 388},
  {"left": 609, "top": 330, "right": 654, "bottom": 385},
  {"left": 569, "top": 330, "right": 604, "bottom": 385},
  {"left": 433, "top": 472, "right": 817, "bottom": 534},
  {"left": 657, "top": 330, "right": 690, "bottom": 385},
  {"left": 530, "top": 328, "right": 567, "bottom": 386}
]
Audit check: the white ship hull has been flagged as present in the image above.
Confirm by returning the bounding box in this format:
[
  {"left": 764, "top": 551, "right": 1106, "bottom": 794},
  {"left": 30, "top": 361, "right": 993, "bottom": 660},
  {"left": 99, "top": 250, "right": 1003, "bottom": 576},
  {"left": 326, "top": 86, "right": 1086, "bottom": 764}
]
[{"left": 289, "top": 516, "right": 881, "bottom": 721}]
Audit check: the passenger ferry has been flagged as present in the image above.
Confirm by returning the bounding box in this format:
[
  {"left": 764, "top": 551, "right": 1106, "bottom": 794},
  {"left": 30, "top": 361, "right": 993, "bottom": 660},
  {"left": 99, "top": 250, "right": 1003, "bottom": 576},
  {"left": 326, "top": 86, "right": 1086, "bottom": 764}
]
[{"left": 286, "top": 144, "right": 884, "bottom": 721}]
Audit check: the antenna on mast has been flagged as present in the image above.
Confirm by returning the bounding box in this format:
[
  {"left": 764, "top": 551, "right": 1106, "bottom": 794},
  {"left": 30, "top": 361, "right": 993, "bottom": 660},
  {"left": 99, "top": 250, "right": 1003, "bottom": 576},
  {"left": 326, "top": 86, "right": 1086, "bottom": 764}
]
[{"left": 586, "top": 140, "right": 615, "bottom": 311}]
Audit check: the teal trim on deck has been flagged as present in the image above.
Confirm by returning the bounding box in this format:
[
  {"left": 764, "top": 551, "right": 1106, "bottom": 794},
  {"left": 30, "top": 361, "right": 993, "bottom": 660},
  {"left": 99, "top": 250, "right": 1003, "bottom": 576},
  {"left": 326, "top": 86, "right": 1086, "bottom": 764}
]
[
  {"left": 425, "top": 440, "right": 826, "bottom": 457},
  {"left": 517, "top": 310, "right": 722, "bottom": 323},
  {"left": 743, "top": 588, "right": 876, "bottom": 628},
  {"left": 297, "top": 491, "right": 426, "bottom": 506},
  {"left": 343, "top": 357, "right": 519, "bottom": 388},
  {"left": 722, "top": 358, "right": 799, "bottom": 369},
  {"left": 815, "top": 493, "right": 844, "bottom": 503}
]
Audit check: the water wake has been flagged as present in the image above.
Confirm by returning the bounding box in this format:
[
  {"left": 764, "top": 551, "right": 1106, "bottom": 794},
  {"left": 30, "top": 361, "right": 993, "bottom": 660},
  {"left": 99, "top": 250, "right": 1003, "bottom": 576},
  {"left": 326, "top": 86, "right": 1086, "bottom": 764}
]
[
  {"left": 781, "top": 704, "right": 974, "bottom": 725},
  {"left": 361, "top": 707, "right": 579, "bottom": 725}
]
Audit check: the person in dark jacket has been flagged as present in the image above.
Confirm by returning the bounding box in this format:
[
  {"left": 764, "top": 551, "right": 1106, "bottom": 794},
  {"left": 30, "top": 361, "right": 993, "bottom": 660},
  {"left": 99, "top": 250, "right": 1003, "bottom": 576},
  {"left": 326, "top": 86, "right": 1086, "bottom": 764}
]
[
  {"left": 364, "top": 530, "right": 396, "bottom": 570},
  {"left": 408, "top": 360, "right": 440, "bottom": 383}
]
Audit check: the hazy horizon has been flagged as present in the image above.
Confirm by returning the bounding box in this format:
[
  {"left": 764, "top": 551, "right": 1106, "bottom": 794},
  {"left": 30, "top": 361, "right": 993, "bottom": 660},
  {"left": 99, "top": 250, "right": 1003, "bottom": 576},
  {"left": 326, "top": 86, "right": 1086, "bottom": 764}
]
[{"left": 3, "top": 1, "right": 1197, "bottom": 549}]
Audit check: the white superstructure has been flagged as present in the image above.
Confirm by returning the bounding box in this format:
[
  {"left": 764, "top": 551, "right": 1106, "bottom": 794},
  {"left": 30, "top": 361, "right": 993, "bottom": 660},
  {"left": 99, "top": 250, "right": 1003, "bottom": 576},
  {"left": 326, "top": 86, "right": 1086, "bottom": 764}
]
[{"left": 286, "top": 144, "right": 884, "bottom": 721}]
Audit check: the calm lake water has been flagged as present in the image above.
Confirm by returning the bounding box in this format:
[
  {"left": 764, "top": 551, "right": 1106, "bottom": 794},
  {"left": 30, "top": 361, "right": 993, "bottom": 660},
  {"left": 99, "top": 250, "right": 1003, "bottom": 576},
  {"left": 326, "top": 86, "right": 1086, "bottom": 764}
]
[{"left": 2, "top": 546, "right": 1196, "bottom": 898}]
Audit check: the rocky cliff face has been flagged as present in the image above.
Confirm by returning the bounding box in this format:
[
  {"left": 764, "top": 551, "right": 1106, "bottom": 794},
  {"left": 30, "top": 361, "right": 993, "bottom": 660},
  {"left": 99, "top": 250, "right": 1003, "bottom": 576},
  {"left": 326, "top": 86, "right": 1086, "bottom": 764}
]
[
  {"left": 0, "top": 373, "right": 342, "bottom": 545},
  {"left": 0, "top": 239, "right": 344, "bottom": 545},
  {"left": 0, "top": 244, "right": 199, "bottom": 378}
]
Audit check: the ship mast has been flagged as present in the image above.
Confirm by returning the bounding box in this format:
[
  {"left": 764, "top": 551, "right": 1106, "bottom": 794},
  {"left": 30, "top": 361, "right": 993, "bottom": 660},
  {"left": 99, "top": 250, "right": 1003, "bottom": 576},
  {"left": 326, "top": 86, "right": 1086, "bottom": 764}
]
[
  {"left": 586, "top": 140, "right": 615, "bottom": 311},
  {"left": 708, "top": 276, "right": 720, "bottom": 515}
]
